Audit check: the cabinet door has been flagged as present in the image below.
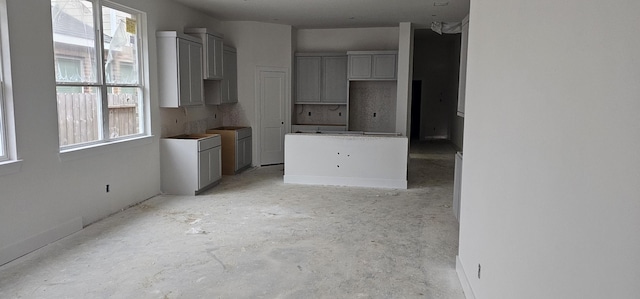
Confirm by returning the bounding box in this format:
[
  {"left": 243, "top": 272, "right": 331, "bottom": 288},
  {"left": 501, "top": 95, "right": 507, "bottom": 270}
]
[
  {"left": 198, "top": 147, "right": 221, "bottom": 189},
  {"left": 209, "top": 146, "right": 222, "bottom": 183},
  {"left": 206, "top": 34, "right": 223, "bottom": 79},
  {"left": 348, "top": 55, "right": 372, "bottom": 79},
  {"left": 224, "top": 50, "right": 238, "bottom": 103},
  {"left": 235, "top": 138, "right": 244, "bottom": 171},
  {"left": 372, "top": 54, "right": 397, "bottom": 79},
  {"left": 243, "top": 137, "right": 252, "bottom": 169},
  {"left": 295, "top": 56, "right": 322, "bottom": 103},
  {"left": 198, "top": 149, "right": 211, "bottom": 189},
  {"left": 322, "top": 56, "right": 348, "bottom": 103},
  {"left": 189, "top": 42, "right": 204, "bottom": 105},
  {"left": 178, "top": 39, "right": 192, "bottom": 106}
]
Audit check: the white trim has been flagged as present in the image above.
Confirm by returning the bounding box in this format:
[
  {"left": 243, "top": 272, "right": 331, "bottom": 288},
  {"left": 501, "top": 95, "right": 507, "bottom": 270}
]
[
  {"left": 284, "top": 175, "right": 407, "bottom": 189},
  {"left": 0, "top": 217, "right": 83, "bottom": 266},
  {"left": 457, "top": 255, "right": 476, "bottom": 299},
  {"left": 59, "top": 134, "right": 153, "bottom": 162}
]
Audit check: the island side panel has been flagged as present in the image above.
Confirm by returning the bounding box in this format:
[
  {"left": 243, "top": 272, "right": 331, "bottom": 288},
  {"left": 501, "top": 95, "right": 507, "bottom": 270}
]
[{"left": 284, "top": 134, "right": 408, "bottom": 189}]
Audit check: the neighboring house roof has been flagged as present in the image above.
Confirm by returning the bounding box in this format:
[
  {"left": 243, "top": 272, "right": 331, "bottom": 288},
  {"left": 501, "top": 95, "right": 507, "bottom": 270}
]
[{"left": 51, "top": 5, "right": 112, "bottom": 43}]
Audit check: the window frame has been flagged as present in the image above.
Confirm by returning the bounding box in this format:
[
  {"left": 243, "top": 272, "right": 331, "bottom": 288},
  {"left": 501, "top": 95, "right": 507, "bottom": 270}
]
[
  {"left": 0, "top": 1, "right": 9, "bottom": 162},
  {"left": 52, "top": 0, "right": 148, "bottom": 151}
]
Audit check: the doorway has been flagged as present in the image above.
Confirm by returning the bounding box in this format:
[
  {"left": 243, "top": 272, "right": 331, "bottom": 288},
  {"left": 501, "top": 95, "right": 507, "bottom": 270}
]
[
  {"left": 410, "top": 80, "right": 422, "bottom": 141},
  {"left": 256, "top": 67, "right": 289, "bottom": 166}
]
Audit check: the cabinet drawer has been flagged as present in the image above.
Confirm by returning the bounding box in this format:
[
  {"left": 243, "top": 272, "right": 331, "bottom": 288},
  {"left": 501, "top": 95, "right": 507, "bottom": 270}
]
[
  {"left": 236, "top": 127, "right": 252, "bottom": 140},
  {"left": 198, "top": 135, "right": 221, "bottom": 151}
]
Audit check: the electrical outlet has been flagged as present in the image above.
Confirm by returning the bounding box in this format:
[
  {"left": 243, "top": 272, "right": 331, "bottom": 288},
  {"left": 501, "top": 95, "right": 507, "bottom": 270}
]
[
  {"left": 106, "top": 184, "right": 110, "bottom": 193},
  {"left": 373, "top": 113, "right": 377, "bottom": 117},
  {"left": 339, "top": 112, "right": 342, "bottom": 116},
  {"left": 308, "top": 112, "right": 311, "bottom": 116}
]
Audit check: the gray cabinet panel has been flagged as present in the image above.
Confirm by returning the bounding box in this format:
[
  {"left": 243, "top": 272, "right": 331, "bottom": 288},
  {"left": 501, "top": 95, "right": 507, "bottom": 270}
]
[
  {"left": 322, "top": 56, "right": 348, "bottom": 103},
  {"left": 295, "top": 56, "right": 322, "bottom": 103}
]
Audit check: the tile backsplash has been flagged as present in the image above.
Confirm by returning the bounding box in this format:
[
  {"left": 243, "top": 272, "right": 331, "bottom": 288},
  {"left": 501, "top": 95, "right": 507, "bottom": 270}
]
[{"left": 294, "top": 104, "right": 347, "bottom": 125}]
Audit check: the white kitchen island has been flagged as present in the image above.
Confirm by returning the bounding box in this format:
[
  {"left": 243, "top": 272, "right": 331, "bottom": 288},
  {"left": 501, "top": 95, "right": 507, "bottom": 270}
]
[{"left": 284, "top": 133, "right": 408, "bottom": 189}]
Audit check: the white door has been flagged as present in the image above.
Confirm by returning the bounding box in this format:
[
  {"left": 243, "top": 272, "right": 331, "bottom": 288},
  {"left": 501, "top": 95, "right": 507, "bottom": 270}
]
[{"left": 258, "top": 69, "right": 287, "bottom": 165}]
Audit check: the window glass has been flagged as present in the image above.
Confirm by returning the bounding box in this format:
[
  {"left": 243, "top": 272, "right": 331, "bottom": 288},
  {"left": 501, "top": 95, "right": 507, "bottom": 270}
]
[
  {"left": 103, "top": 6, "right": 139, "bottom": 85},
  {"left": 51, "top": 0, "right": 145, "bottom": 148},
  {"left": 51, "top": 0, "right": 98, "bottom": 84},
  {"left": 56, "top": 86, "right": 101, "bottom": 146}
]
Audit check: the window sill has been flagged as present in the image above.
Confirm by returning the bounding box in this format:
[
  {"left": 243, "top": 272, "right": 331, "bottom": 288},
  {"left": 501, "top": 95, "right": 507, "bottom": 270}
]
[
  {"left": 59, "top": 135, "right": 154, "bottom": 162},
  {"left": 0, "top": 159, "right": 23, "bottom": 177}
]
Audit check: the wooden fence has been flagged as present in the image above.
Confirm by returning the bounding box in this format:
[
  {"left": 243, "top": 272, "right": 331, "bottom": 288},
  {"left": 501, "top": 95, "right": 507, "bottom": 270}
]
[{"left": 57, "top": 93, "right": 139, "bottom": 146}]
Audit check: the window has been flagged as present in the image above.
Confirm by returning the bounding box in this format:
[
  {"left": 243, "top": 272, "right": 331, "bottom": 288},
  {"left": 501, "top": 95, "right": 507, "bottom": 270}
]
[{"left": 51, "top": 0, "right": 145, "bottom": 148}]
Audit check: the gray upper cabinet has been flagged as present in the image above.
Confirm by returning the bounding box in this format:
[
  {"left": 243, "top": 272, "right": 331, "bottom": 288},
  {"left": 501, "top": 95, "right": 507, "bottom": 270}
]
[
  {"left": 295, "top": 53, "right": 347, "bottom": 104},
  {"left": 157, "top": 31, "right": 203, "bottom": 107},
  {"left": 221, "top": 46, "right": 238, "bottom": 104},
  {"left": 322, "top": 56, "right": 348, "bottom": 103},
  {"left": 204, "top": 45, "right": 238, "bottom": 105},
  {"left": 347, "top": 55, "right": 372, "bottom": 79},
  {"left": 295, "top": 56, "right": 322, "bottom": 103},
  {"left": 184, "top": 28, "right": 224, "bottom": 80},
  {"left": 347, "top": 51, "right": 398, "bottom": 80}
]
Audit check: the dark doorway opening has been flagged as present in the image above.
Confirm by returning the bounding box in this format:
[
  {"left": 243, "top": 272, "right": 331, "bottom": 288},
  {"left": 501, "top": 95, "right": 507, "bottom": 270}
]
[{"left": 410, "top": 80, "right": 422, "bottom": 141}]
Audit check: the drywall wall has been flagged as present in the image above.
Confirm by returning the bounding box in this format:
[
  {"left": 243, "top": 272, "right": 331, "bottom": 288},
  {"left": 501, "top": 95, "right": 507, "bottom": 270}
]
[
  {"left": 412, "top": 29, "right": 461, "bottom": 143},
  {"left": 0, "top": 0, "right": 222, "bottom": 266},
  {"left": 296, "top": 27, "right": 399, "bottom": 52},
  {"left": 458, "top": 0, "right": 640, "bottom": 298},
  {"left": 219, "top": 21, "right": 293, "bottom": 166}
]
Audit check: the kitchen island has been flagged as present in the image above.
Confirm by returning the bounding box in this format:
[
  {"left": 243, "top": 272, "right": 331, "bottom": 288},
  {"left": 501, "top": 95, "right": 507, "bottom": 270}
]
[{"left": 284, "top": 132, "right": 408, "bottom": 189}]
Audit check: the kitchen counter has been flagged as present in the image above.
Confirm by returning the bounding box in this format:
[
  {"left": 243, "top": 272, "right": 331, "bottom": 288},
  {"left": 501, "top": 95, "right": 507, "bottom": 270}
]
[{"left": 284, "top": 133, "right": 408, "bottom": 189}]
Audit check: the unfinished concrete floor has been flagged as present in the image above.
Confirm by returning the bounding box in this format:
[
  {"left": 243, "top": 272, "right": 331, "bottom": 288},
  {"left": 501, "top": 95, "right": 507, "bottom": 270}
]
[{"left": 0, "top": 141, "right": 464, "bottom": 298}]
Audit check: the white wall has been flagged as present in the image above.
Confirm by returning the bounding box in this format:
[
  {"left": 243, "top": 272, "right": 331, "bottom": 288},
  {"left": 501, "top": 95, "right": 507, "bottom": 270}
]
[
  {"left": 458, "top": 0, "right": 640, "bottom": 298},
  {"left": 0, "top": 0, "right": 222, "bottom": 265},
  {"left": 296, "top": 27, "right": 399, "bottom": 52},
  {"left": 219, "top": 21, "right": 293, "bottom": 165}
]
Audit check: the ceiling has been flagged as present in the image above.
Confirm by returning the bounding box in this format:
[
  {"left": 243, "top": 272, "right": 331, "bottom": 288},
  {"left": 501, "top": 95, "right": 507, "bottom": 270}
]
[{"left": 171, "top": 0, "right": 470, "bottom": 29}]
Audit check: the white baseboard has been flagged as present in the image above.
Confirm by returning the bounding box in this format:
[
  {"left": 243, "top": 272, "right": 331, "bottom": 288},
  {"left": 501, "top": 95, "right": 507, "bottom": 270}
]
[
  {"left": 0, "top": 217, "right": 83, "bottom": 266},
  {"left": 457, "top": 255, "right": 476, "bottom": 299},
  {"left": 284, "top": 174, "right": 407, "bottom": 189}
]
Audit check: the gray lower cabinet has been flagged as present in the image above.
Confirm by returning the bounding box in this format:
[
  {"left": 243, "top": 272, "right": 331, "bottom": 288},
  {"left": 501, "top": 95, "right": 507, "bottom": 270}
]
[
  {"left": 161, "top": 134, "right": 222, "bottom": 195},
  {"left": 347, "top": 51, "right": 398, "bottom": 80},
  {"left": 206, "top": 127, "right": 252, "bottom": 174},
  {"left": 236, "top": 135, "right": 252, "bottom": 171}
]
